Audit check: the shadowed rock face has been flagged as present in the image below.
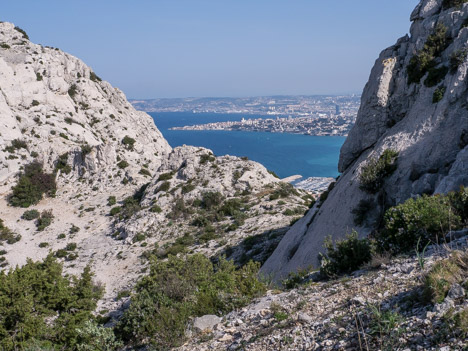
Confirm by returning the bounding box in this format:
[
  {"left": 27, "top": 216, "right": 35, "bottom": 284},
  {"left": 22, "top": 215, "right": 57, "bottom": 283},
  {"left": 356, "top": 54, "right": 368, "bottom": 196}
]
[{"left": 262, "top": 0, "right": 468, "bottom": 281}]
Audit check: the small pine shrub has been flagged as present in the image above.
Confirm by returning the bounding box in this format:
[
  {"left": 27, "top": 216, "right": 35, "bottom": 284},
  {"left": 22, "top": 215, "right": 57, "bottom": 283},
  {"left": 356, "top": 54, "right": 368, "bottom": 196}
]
[
  {"left": 121, "top": 136, "right": 136, "bottom": 150},
  {"left": 450, "top": 49, "right": 468, "bottom": 74},
  {"left": 107, "top": 196, "right": 117, "bottom": 206},
  {"left": 424, "top": 65, "right": 448, "bottom": 87},
  {"left": 22, "top": 209, "right": 40, "bottom": 221},
  {"left": 433, "top": 86, "right": 446, "bottom": 103},
  {"left": 269, "top": 183, "right": 299, "bottom": 200},
  {"left": 31, "top": 100, "right": 40, "bottom": 107},
  {"left": 14, "top": 26, "right": 29, "bottom": 39},
  {"left": 0, "top": 43, "right": 10, "bottom": 49},
  {"left": 0, "top": 219, "right": 22, "bottom": 244},
  {"left": 110, "top": 206, "right": 121, "bottom": 216},
  {"left": 89, "top": 71, "right": 102, "bottom": 82},
  {"left": 359, "top": 149, "right": 398, "bottom": 193},
  {"left": 36, "top": 210, "right": 54, "bottom": 231},
  {"left": 352, "top": 198, "right": 375, "bottom": 226},
  {"left": 55, "top": 153, "right": 71, "bottom": 174},
  {"left": 76, "top": 320, "right": 122, "bottom": 351},
  {"left": 36, "top": 72, "right": 43, "bottom": 81},
  {"left": 156, "top": 181, "right": 171, "bottom": 193},
  {"left": 81, "top": 144, "right": 92, "bottom": 158},
  {"left": 9, "top": 162, "right": 57, "bottom": 208},
  {"left": 376, "top": 194, "right": 461, "bottom": 253},
  {"left": 150, "top": 204, "right": 162, "bottom": 213},
  {"left": 117, "top": 160, "right": 129, "bottom": 169},
  {"left": 407, "top": 24, "right": 450, "bottom": 84},
  {"left": 68, "top": 84, "right": 78, "bottom": 98},
  {"left": 320, "top": 231, "right": 374, "bottom": 278},
  {"left": 157, "top": 172, "right": 174, "bottom": 181},
  {"left": 181, "top": 183, "right": 195, "bottom": 194},
  {"left": 200, "top": 153, "right": 215, "bottom": 164},
  {"left": 139, "top": 168, "right": 151, "bottom": 177}
]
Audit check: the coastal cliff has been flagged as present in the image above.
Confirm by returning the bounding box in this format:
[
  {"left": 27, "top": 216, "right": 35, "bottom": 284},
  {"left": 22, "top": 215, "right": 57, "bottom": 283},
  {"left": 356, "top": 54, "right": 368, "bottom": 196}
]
[{"left": 262, "top": 0, "right": 468, "bottom": 280}]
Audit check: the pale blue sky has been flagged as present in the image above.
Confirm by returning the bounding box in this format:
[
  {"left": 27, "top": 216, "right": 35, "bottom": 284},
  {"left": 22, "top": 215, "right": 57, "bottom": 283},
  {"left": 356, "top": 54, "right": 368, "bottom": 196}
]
[{"left": 2, "top": 0, "right": 418, "bottom": 98}]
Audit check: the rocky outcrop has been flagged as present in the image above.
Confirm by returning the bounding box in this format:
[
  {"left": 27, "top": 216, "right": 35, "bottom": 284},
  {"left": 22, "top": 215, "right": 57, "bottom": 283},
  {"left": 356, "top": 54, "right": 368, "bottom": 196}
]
[
  {"left": 262, "top": 0, "right": 468, "bottom": 281},
  {"left": 0, "top": 22, "right": 310, "bottom": 310}
]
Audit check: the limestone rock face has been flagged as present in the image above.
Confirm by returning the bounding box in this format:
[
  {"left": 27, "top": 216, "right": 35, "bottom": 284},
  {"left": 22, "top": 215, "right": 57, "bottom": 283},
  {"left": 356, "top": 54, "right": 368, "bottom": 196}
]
[
  {"left": 262, "top": 0, "right": 468, "bottom": 281},
  {"left": 0, "top": 22, "right": 171, "bottom": 188}
]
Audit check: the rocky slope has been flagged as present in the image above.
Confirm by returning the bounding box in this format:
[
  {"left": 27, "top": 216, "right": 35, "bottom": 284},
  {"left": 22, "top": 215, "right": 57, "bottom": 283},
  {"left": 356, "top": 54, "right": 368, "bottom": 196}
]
[
  {"left": 262, "top": 0, "right": 468, "bottom": 281},
  {"left": 178, "top": 235, "right": 468, "bottom": 351},
  {"left": 0, "top": 22, "right": 310, "bottom": 310}
]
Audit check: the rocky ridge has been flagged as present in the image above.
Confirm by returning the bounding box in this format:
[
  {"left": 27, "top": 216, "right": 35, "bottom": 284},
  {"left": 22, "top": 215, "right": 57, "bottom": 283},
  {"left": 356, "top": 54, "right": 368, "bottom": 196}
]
[
  {"left": 0, "top": 22, "right": 310, "bottom": 309},
  {"left": 262, "top": 0, "right": 468, "bottom": 281},
  {"left": 178, "top": 235, "right": 468, "bottom": 351}
]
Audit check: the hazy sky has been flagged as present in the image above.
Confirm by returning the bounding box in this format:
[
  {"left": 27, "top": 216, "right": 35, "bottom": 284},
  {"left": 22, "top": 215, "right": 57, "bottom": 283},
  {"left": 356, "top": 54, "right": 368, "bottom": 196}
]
[{"left": 3, "top": 0, "right": 418, "bottom": 98}]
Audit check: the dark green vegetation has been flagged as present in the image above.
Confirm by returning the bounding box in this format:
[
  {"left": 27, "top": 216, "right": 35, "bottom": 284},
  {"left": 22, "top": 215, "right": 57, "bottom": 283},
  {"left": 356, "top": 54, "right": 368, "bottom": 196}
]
[
  {"left": 9, "top": 162, "right": 56, "bottom": 208},
  {"left": 14, "top": 26, "right": 29, "bottom": 40},
  {"left": 359, "top": 149, "right": 398, "bottom": 193},
  {"left": 22, "top": 209, "right": 40, "bottom": 221},
  {"left": 442, "top": 0, "right": 468, "bottom": 9},
  {"left": 0, "top": 255, "right": 104, "bottom": 350},
  {"left": 121, "top": 136, "right": 136, "bottom": 150},
  {"left": 450, "top": 49, "right": 468, "bottom": 74},
  {"left": 0, "top": 219, "right": 21, "bottom": 245},
  {"left": 89, "top": 71, "right": 102, "bottom": 82},
  {"left": 36, "top": 210, "right": 54, "bottom": 231},
  {"left": 320, "top": 187, "right": 467, "bottom": 277},
  {"left": 433, "top": 86, "right": 446, "bottom": 103},
  {"left": 320, "top": 231, "right": 374, "bottom": 278},
  {"left": 109, "top": 184, "right": 148, "bottom": 221},
  {"left": 4, "top": 139, "right": 27, "bottom": 153},
  {"left": 55, "top": 152, "right": 72, "bottom": 174},
  {"left": 376, "top": 190, "right": 466, "bottom": 253},
  {"left": 116, "top": 254, "right": 265, "bottom": 349},
  {"left": 407, "top": 24, "right": 451, "bottom": 85}
]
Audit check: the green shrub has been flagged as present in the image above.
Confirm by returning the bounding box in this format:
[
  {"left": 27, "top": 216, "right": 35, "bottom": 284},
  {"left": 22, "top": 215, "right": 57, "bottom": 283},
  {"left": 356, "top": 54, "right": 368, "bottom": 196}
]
[
  {"left": 110, "top": 207, "right": 121, "bottom": 216},
  {"left": 9, "top": 162, "right": 57, "bottom": 208},
  {"left": 0, "top": 219, "right": 21, "bottom": 245},
  {"left": 70, "top": 225, "right": 80, "bottom": 234},
  {"left": 68, "top": 84, "right": 78, "bottom": 98},
  {"left": 320, "top": 231, "right": 374, "bottom": 278},
  {"left": 107, "top": 196, "right": 117, "bottom": 206},
  {"left": 359, "top": 149, "right": 398, "bottom": 193},
  {"left": 65, "top": 242, "right": 77, "bottom": 251},
  {"left": 36, "top": 210, "right": 54, "bottom": 231},
  {"left": 352, "top": 198, "right": 375, "bottom": 226},
  {"left": 0, "top": 255, "right": 102, "bottom": 350},
  {"left": 76, "top": 320, "right": 121, "bottom": 351},
  {"left": 117, "top": 160, "right": 129, "bottom": 169},
  {"left": 181, "top": 183, "right": 195, "bottom": 194},
  {"left": 407, "top": 24, "right": 450, "bottom": 84},
  {"left": 89, "top": 71, "right": 102, "bottom": 82},
  {"left": 116, "top": 254, "right": 265, "bottom": 348},
  {"left": 14, "top": 26, "right": 29, "bottom": 39},
  {"left": 22, "top": 209, "right": 40, "bottom": 221},
  {"left": 376, "top": 194, "right": 461, "bottom": 253},
  {"left": 450, "top": 49, "right": 468, "bottom": 74},
  {"left": 31, "top": 100, "right": 40, "bottom": 107},
  {"left": 121, "top": 136, "right": 136, "bottom": 150},
  {"left": 448, "top": 186, "right": 468, "bottom": 223},
  {"left": 157, "top": 172, "right": 174, "bottom": 181},
  {"left": 424, "top": 65, "right": 448, "bottom": 87},
  {"left": 139, "top": 168, "right": 151, "bottom": 177},
  {"left": 201, "top": 191, "right": 224, "bottom": 210},
  {"left": 0, "top": 43, "right": 10, "bottom": 49},
  {"left": 81, "top": 144, "right": 92, "bottom": 158},
  {"left": 156, "top": 181, "right": 170, "bottom": 193},
  {"left": 219, "top": 198, "right": 243, "bottom": 217},
  {"left": 269, "top": 182, "right": 298, "bottom": 200},
  {"left": 38, "top": 242, "right": 49, "bottom": 248},
  {"left": 200, "top": 154, "right": 215, "bottom": 164},
  {"left": 36, "top": 72, "right": 43, "bottom": 81},
  {"left": 150, "top": 204, "right": 162, "bottom": 213},
  {"left": 433, "top": 86, "right": 446, "bottom": 103},
  {"left": 423, "top": 250, "right": 467, "bottom": 304},
  {"left": 267, "top": 169, "right": 280, "bottom": 178},
  {"left": 55, "top": 153, "right": 71, "bottom": 174},
  {"left": 11, "top": 139, "right": 28, "bottom": 150}
]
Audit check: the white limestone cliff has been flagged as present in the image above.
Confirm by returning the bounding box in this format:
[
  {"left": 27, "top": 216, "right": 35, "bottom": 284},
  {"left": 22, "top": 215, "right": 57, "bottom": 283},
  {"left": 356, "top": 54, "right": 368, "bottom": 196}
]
[{"left": 262, "top": 0, "right": 468, "bottom": 281}]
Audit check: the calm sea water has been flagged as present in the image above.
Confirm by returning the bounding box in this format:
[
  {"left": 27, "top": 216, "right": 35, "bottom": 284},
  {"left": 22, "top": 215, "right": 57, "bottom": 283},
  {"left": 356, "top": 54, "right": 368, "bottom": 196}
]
[{"left": 150, "top": 112, "right": 345, "bottom": 179}]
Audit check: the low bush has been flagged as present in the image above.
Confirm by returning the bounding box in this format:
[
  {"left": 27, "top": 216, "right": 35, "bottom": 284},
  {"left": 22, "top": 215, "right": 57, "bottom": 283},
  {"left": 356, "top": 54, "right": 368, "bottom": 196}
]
[
  {"left": 76, "top": 320, "right": 121, "bottom": 351},
  {"left": 359, "top": 149, "right": 398, "bottom": 193},
  {"left": 9, "top": 162, "right": 57, "bottom": 208},
  {"left": 68, "top": 84, "right": 78, "bottom": 98},
  {"left": 450, "top": 49, "right": 468, "bottom": 74},
  {"left": 22, "top": 209, "right": 40, "bottom": 220},
  {"left": 116, "top": 254, "right": 265, "bottom": 349},
  {"left": 0, "top": 219, "right": 21, "bottom": 245},
  {"left": 107, "top": 196, "right": 117, "bottom": 206},
  {"left": 352, "top": 198, "right": 375, "bottom": 226},
  {"left": 89, "top": 71, "right": 102, "bottom": 82},
  {"left": 433, "top": 86, "right": 446, "bottom": 103},
  {"left": 55, "top": 152, "right": 71, "bottom": 174},
  {"left": 201, "top": 191, "right": 224, "bottom": 210},
  {"left": 423, "top": 250, "right": 468, "bottom": 304},
  {"left": 156, "top": 181, "right": 170, "bottom": 193},
  {"left": 269, "top": 183, "right": 299, "bottom": 200},
  {"left": 36, "top": 210, "right": 54, "bottom": 231},
  {"left": 407, "top": 24, "right": 450, "bottom": 84},
  {"left": 117, "top": 160, "right": 129, "bottom": 169},
  {"left": 424, "top": 65, "right": 448, "bottom": 87},
  {"left": 14, "top": 26, "right": 29, "bottom": 39},
  {"left": 139, "top": 168, "right": 151, "bottom": 177},
  {"left": 376, "top": 194, "right": 461, "bottom": 254},
  {"left": 320, "top": 231, "right": 374, "bottom": 278},
  {"left": 157, "top": 172, "right": 174, "bottom": 181},
  {"left": 0, "top": 255, "right": 102, "bottom": 350},
  {"left": 199, "top": 153, "right": 215, "bottom": 164},
  {"left": 122, "top": 136, "right": 136, "bottom": 150}
]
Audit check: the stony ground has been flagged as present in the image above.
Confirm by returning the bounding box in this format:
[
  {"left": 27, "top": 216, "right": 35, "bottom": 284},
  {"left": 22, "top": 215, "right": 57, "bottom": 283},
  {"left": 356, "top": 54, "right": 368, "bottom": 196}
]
[{"left": 177, "top": 235, "right": 468, "bottom": 351}]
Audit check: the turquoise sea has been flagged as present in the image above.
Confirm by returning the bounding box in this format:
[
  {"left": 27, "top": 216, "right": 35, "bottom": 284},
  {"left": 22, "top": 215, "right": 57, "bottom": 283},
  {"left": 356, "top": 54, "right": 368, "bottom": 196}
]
[{"left": 150, "top": 112, "right": 345, "bottom": 179}]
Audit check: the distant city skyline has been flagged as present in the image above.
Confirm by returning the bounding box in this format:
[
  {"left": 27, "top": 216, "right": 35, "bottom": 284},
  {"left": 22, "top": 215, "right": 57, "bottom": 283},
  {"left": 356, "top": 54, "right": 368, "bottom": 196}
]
[{"left": 3, "top": 0, "right": 418, "bottom": 98}]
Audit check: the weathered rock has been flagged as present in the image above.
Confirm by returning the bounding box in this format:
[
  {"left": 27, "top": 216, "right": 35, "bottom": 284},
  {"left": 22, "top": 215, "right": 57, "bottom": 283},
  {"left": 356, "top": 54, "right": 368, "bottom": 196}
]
[
  {"left": 193, "top": 315, "right": 222, "bottom": 333},
  {"left": 262, "top": 0, "right": 468, "bottom": 281}
]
